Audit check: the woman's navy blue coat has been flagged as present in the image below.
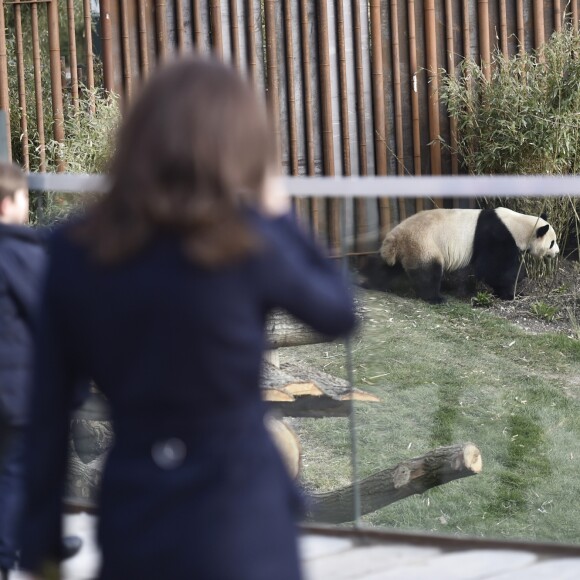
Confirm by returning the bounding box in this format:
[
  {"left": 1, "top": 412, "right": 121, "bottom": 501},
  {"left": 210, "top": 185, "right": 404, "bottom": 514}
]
[{"left": 20, "top": 211, "right": 356, "bottom": 579}]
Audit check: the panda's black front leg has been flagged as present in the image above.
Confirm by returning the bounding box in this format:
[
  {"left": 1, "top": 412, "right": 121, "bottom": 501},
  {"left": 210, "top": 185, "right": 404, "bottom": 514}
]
[{"left": 406, "top": 262, "right": 446, "bottom": 304}]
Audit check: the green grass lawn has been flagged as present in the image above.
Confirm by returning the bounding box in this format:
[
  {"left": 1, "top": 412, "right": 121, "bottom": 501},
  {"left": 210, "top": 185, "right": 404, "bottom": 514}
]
[{"left": 285, "top": 289, "right": 580, "bottom": 543}]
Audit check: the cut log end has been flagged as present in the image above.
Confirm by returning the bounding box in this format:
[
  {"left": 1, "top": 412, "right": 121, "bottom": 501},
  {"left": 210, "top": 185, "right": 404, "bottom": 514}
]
[
  {"left": 262, "top": 388, "right": 295, "bottom": 402},
  {"left": 462, "top": 443, "right": 482, "bottom": 474}
]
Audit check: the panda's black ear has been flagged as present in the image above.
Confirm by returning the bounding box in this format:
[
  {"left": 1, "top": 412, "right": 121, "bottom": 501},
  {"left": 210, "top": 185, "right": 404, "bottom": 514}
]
[
  {"left": 540, "top": 212, "right": 548, "bottom": 220},
  {"left": 536, "top": 224, "right": 549, "bottom": 238}
]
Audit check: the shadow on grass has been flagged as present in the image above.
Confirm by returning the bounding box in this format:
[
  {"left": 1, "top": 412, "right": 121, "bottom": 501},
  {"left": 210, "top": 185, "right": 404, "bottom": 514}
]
[
  {"left": 430, "top": 383, "right": 464, "bottom": 447},
  {"left": 487, "top": 410, "right": 552, "bottom": 516}
]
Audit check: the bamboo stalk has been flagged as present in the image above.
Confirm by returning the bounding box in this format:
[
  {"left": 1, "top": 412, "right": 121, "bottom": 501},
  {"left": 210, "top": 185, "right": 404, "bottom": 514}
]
[
  {"left": 47, "top": 0, "right": 65, "bottom": 170},
  {"left": 0, "top": 0, "right": 10, "bottom": 160},
  {"left": 352, "top": 0, "right": 368, "bottom": 249},
  {"left": 155, "top": 0, "right": 168, "bottom": 60},
  {"left": 478, "top": 0, "right": 490, "bottom": 80},
  {"left": 462, "top": 0, "right": 471, "bottom": 62},
  {"left": 229, "top": 0, "right": 241, "bottom": 70},
  {"left": 120, "top": 0, "right": 132, "bottom": 100},
  {"left": 533, "top": 0, "right": 544, "bottom": 50},
  {"left": 299, "top": 0, "right": 315, "bottom": 177},
  {"left": 66, "top": 0, "right": 79, "bottom": 111},
  {"left": 264, "top": 0, "right": 280, "bottom": 148},
  {"left": 299, "top": 0, "right": 318, "bottom": 235},
  {"left": 318, "top": 0, "right": 338, "bottom": 250},
  {"left": 554, "top": 0, "right": 561, "bottom": 33},
  {"left": 175, "top": 0, "right": 185, "bottom": 53},
  {"left": 424, "top": 0, "right": 442, "bottom": 193},
  {"left": 193, "top": 0, "right": 203, "bottom": 52},
  {"left": 336, "top": 0, "right": 350, "bottom": 177},
  {"left": 31, "top": 2, "right": 46, "bottom": 170},
  {"left": 574, "top": 0, "right": 579, "bottom": 32},
  {"left": 390, "top": 0, "right": 405, "bottom": 220},
  {"left": 408, "top": 0, "right": 421, "bottom": 194},
  {"left": 137, "top": 0, "right": 150, "bottom": 78},
  {"left": 14, "top": 0, "right": 29, "bottom": 169},
  {"left": 210, "top": 0, "right": 223, "bottom": 58},
  {"left": 245, "top": 0, "right": 257, "bottom": 82},
  {"left": 516, "top": 0, "right": 524, "bottom": 54},
  {"left": 369, "top": 0, "right": 390, "bottom": 231},
  {"left": 100, "top": 0, "right": 114, "bottom": 92},
  {"left": 283, "top": 0, "right": 298, "bottom": 174},
  {"left": 445, "top": 0, "right": 458, "bottom": 181},
  {"left": 499, "top": 0, "right": 508, "bottom": 56},
  {"left": 83, "top": 0, "right": 95, "bottom": 113}
]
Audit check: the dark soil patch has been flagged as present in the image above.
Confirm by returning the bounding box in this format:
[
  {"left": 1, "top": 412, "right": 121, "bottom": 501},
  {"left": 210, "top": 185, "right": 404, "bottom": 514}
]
[{"left": 481, "top": 259, "right": 580, "bottom": 337}]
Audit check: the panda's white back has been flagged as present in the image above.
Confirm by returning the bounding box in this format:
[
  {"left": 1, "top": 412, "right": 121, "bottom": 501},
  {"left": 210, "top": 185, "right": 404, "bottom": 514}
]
[{"left": 385, "top": 208, "right": 481, "bottom": 271}]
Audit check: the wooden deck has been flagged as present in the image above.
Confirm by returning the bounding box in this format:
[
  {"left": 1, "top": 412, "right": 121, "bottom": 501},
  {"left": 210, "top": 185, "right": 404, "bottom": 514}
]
[{"left": 300, "top": 525, "right": 580, "bottom": 579}]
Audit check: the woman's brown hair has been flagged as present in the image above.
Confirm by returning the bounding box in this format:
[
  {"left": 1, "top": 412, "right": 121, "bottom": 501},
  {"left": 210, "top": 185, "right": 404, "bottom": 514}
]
[{"left": 75, "top": 57, "right": 277, "bottom": 266}]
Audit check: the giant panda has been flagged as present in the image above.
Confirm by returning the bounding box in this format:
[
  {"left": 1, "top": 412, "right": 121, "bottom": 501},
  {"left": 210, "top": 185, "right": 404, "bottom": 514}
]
[{"left": 374, "top": 207, "right": 559, "bottom": 304}]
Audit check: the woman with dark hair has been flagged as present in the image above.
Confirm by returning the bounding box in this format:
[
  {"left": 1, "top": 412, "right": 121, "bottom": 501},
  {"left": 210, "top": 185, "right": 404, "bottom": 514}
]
[{"left": 20, "top": 57, "right": 356, "bottom": 580}]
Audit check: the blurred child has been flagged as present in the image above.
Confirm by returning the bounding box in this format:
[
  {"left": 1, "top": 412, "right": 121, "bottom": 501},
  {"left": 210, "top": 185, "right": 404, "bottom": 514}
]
[
  {"left": 20, "top": 57, "right": 356, "bottom": 579},
  {"left": 0, "top": 164, "right": 82, "bottom": 580}
]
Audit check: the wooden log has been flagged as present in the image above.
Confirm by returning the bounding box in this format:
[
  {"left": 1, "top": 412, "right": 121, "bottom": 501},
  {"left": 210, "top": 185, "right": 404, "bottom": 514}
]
[
  {"left": 265, "top": 415, "right": 301, "bottom": 479},
  {"left": 306, "top": 443, "right": 482, "bottom": 524},
  {"left": 262, "top": 361, "right": 379, "bottom": 418},
  {"left": 266, "top": 310, "right": 333, "bottom": 348}
]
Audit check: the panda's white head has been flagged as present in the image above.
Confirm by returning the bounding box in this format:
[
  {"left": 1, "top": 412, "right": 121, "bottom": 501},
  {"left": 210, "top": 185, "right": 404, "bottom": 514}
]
[
  {"left": 528, "top": 220, "right": 559, "bottom": 259},
  {"left": 495, "top": 208, "right": 559, "bottom": 259}
]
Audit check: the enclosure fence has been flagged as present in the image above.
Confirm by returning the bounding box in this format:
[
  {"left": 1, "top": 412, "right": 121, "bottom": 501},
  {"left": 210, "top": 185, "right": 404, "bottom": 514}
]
[{"left": 4, "top": 1, "right": 580, "bottom": 251}]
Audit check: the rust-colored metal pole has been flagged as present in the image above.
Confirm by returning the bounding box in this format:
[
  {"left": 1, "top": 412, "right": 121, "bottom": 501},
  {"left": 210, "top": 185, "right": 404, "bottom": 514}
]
[
  {"left": 424, "top": 0, "right": 442, "bottom": 185},
  {"left": 14, "top": 0, "right": 29, "bottom": 169},
  {"left": 370, "top": 0, "right": 390, "bottom": 231},
  {"left": 478, "top": 0, "right": 490, "bottom": 81},
  {"left": 499, "top": 0, "right": 508, "bottom": 56},
  {"left": 229, "top": 0, "right": 241, "bottom": 70},
  {"left": 554, "top": 1, "right": 561, "bottom": 33},
  {"left": 66, "top": 0, "right": 79, "bottom": 111},
  {"left": 137, "top": 0, "right": 150, "bottom": 78},
  {"left": 155, "top": 0, "right": 168, "bottom": 60},
  {"left": 445, "top": 0, "right": 458, "bottom": 181},
  {"left": 175, "top": 0, "right": 185, "bottom": 53},
  {"left": 31, "top": 2, "right": 46, "bottom": 170},
  {"left": 352, "top": 0, "right": 368, "bottom": 249},
  {"left": 516, "top": 0, "right": 524, "bottom": 54},
  {"left": 0, "top": 0, "right": 10, "bottom": 160},
  {"left": 210, "top": 0, "right": 223, "bottom": 59},
  {"left": 100, "top": 0, "right": 114, "bottom": 92},
  {"left": 245, "top": 0, "right": 257, "bottom": 83},
  {"left": 83, "top": 0, "right": 95, "bottom": 113},
  {"left": 533, "top": 0, "right": 544, "bottom": 50}
]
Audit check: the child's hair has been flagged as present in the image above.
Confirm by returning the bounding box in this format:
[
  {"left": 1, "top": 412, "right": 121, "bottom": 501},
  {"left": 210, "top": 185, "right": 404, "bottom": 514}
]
[
  {"left": 75, "top": 56, "right": 278, "bottom": 267},
  {"left": 0, "top": 163, "right": 27, "bottom": 202}
]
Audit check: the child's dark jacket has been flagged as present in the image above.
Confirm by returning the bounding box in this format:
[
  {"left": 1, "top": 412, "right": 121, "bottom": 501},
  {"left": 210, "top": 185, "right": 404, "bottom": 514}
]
[{"left": 0, "top": 224, "right": 46, "bottom": 426}]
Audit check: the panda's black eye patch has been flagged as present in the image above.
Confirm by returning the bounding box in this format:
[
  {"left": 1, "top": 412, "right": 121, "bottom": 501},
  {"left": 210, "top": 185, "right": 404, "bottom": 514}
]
[{"left": 550, "top": 241, "right": 555, "bottom": 248}]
